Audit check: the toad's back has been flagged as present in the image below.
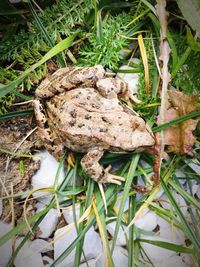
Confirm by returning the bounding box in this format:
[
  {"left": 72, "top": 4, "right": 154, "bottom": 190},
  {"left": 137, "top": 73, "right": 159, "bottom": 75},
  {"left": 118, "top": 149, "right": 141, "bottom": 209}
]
[{"left": 46, "top": 87, "right": 154, "bottom": 152}]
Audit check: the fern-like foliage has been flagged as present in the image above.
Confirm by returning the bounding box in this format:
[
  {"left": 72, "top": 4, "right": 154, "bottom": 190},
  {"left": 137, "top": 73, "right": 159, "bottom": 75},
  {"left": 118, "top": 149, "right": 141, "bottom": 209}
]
[
  {"left": 0, "top": 0, "right": 94, "bottom": 63},
  {"left": 0, "top": 0, "right": 94, "bottom": 113},
  {"left": 0, "top": 68, "right": 19, "bottom": 114},
  {"left": 78, "top": 12, "right": 133, "bottom": 70}
]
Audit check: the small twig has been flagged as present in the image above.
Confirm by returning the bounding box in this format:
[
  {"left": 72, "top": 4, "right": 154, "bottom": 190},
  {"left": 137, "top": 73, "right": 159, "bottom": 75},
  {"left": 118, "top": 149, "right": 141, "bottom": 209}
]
[
  {"left": 12, "top": 100, "right": 33, "bottom": 106},
  {"left": 11, "top": 184, "right": 16, "bottom": 253},
  {"left": 150, "top": 34, "right": 161, "bottom": 77}
]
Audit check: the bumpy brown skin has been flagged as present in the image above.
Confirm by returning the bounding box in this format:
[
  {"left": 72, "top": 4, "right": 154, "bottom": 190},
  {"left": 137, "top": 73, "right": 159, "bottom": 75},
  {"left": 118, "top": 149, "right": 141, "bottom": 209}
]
[{"left": 34, "top": 65, "right": 155, "bottom": 184}]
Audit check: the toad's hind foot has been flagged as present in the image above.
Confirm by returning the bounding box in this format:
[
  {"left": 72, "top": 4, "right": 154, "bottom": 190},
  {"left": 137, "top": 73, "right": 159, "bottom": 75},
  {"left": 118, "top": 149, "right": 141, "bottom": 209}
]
[
  {"left": 100, "top": 173, "right": 125, "bottom": 185},
  {"left": 100, "top": 165, "right": 125, "bottom": 185},
  {"left": 81, "top": 150, "right": 125, "bottom": 185}
]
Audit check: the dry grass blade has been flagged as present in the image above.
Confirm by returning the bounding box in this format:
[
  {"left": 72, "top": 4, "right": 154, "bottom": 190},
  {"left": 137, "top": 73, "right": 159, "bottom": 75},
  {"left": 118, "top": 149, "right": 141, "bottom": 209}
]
[
  {"left": 0, "top": 33, "right": 77, "bottom": 98},
  {"left": 93, "top": 199, "right": 114, "bottom": 267},
  {"left": 98, "top": 183, "right": 108, "bottom": 214},
  {"left": 138, "top": 34, "right": 150, "bottom": 95}
]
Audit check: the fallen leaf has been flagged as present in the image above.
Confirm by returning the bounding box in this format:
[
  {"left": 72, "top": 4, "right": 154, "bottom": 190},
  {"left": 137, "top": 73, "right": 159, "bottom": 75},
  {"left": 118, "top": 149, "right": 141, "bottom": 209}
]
[{"left": 157, "top": 90, "right": 199, "bottom": 155}]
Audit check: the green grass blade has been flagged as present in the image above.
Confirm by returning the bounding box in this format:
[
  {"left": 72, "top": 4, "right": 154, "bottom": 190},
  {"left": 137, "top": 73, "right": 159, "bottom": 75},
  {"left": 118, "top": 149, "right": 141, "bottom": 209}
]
[
  {"left": 128, "top": 195, "right": 136, "bottom": 267},
  {"left": 50, "top": 185, "right": 117, "bottom": 266},
  {"left": 0, "top": 204, "right": 53, "bottom": 247},
  {"left": 0, "top": 109, "right": 34, "bottom": 120},
  {"left": 72, "top": 161, "right": 88, "bottom": 267},
  {"left": 149, "top": 203, "right": 184, "bottom": 231},
  {"left": 141, "top": 0, "right": 157, "bottom": 15},
  {"left": 167, "top": 31, "right": 178, "bottom": 70},
  {"left": 95, "top": 188, "right": 114, "bottom": 267},
  {"left": 28, "top": 1, "right": 65, "bottom": 66},
  {"left": 0, "top": 148, "right": 34, "bottom": 158},
  {"left": 117, "top": 68, "right": 141, "bottom": 74},
  {"left": 93, "top": 0, "right": 97, "bottom": 29},
  {"left": 171, "top": 46, "right": 192, "bottom": 78},
  {"left": 73, "top": 178, "right": 95, "bottom": 267},
  {"left": 4, "top": 155, "right": 70, "bottom": 265},
  {"left": 5, "top": 209, "right": 54, "bottom": 267},
  {"left": 161, "top": 177, "right": 200, "bottom": 251},
  {"left": 148, "top": 13, "right": 160, "bottom": 36},
  {"left": 72, "top": 163, "right": 81, "bottom": 267},
  {"left": 53, "top": 151, "right": 67, "bottom": 188},
  {"left": 84, "top": 178, "right": 95, "bottom": 208},
  {"left": 13, "top": 90, "right": 33, "bottom": 101},
  {"left": 56, "top": 187, "right": 85, "bottom": 196},
  {"left": 0, "top": 33, "right": 77, "bottom": 98},
  {"left": 169, "top": 179, "right": 200, "bottom": 211},
  {"left": 138, "top": 239, "right": 193, "bottom": 253},
  {"left": 152, "top": 111, "right": 200, "bottom": 132},
  {"left": 111, "top": 154, "right": 140, "bottom": 253}
]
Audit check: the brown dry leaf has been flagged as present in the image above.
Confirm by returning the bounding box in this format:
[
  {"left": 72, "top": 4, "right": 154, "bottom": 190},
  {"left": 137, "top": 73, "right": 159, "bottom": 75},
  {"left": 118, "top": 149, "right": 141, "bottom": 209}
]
[{"left": 157, "top": 90, "right": 199, "bottom": 155}]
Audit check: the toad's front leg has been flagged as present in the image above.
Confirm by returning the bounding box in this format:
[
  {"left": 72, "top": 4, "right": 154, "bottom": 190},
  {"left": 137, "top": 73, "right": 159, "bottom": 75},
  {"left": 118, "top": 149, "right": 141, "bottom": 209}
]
[
  {"left": 33, "top": 100, "right": 64, "bottom": 159},
  {"left": 81, "top": 149, "right": 125, "bottom": 185}
]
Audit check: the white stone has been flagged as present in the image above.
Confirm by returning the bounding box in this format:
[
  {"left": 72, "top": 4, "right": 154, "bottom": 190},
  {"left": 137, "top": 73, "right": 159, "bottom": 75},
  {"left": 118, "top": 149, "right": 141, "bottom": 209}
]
[
  {"left": 196, "top": 187, "right": 200, "bottom": 199},
  {"left": 117, "top": 60, "right": 140, "bottom": 95},
  {"left": 140, "top": 236, "right": 176, "bottom": 263},
  {"left": 181, "top": 254, "right": 193, "bottom": 266},
  {"left": 154, "top": 188, "right": 164, "bottom": 199},
  {"left": 0, "top": 222, "right": 12, "bottom": 267},
  {"left": 174, "top": 169, "right": 187, "bottom": 185},
  {"left": 106, "top": 221, "right": 127, "bottom": 246},
  {"left": 14, "top": 238, "right": 44, "bottom": 267},
  {"left": 96, "top": 246, "right": 128, "bottom": 267},
  {"left": 192, "top": 184, "right": 200, "bottom": 198},
  {"left": 79, "top": 259, "right": 96, "bottom": 267},
  {"left": 20, "top": 189, "right": 30, "bottom": 200},
  {"left": 42, "top": 256, "right": 54, "bottom": 266},
  {"left": 62, "top": 204, "right": 80, "bottom": 224},
  {"left": 54, "top": 225, "right": 102, "bottom": 267},
  {"left": 30, "top": 239, "right": 53, "bottom": 253},
  {"left": 159, "top": 192, "right": 188, "bottom": 214},
  {"left": 36, "top": 202, "right": 58, "bottom": 238},
  {"left": 175, "top": 169, "right": 186, "bottom": 178},
  {"left": 135, "top": 211, "right": 157, "bottom": 232},
  {"left": 31, "top": 150, "right": 65, "bottom": 203},
  {"left": 155, "top": 254, "right": 189, "bottom": 267},
  {"left": 157, "top": 216, "right": 185, "bottom": 245},
  {"left": 114, "top": 192, "right": 129, "bottom": 212},
  {"left": 112, "top": 246, "right": 128, "bottom": 267},
  {"left": 188, "top": 162, "right": 200, "bottom": 175}
]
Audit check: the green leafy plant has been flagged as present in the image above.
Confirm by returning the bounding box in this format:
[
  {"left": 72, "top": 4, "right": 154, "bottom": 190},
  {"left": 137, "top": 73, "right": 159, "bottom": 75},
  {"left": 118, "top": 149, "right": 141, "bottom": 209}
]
[
  {"left": 78, "top": 12, "right": 133, "bottom": 70},
  {"left": 0, "top": 0, "right": 94, "bottom": 63}
]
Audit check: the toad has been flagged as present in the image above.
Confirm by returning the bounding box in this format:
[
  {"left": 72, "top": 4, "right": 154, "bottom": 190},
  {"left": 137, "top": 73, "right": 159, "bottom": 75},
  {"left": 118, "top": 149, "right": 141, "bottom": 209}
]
[{"left": 34, "top": 65, "right": 154, "bottom": 184}]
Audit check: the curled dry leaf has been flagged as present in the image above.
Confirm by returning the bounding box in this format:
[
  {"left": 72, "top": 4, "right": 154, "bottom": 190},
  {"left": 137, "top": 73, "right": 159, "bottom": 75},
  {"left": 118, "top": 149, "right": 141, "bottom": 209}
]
[{"left": 157, "top": 90, "right": 199, "bottom": 155}]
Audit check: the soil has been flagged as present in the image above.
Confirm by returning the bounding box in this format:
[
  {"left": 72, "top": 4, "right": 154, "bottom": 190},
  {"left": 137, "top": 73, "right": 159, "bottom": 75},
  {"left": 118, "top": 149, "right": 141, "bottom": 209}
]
[{"left": 0, "top": 115, "right": 42, "bottom": 223}]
